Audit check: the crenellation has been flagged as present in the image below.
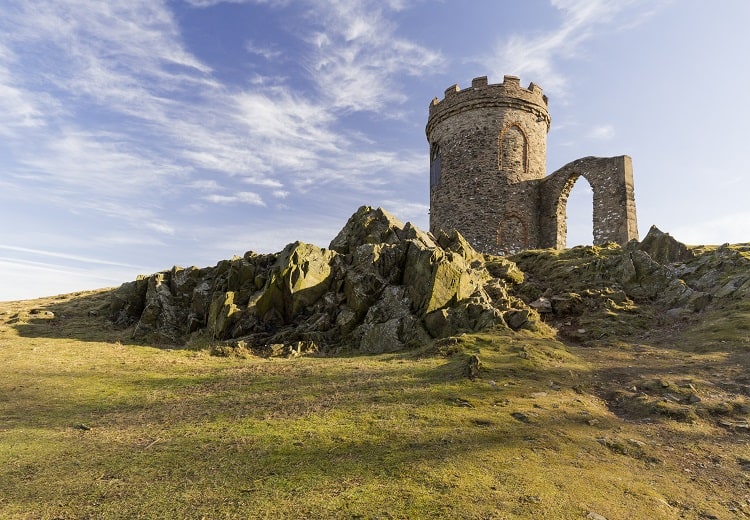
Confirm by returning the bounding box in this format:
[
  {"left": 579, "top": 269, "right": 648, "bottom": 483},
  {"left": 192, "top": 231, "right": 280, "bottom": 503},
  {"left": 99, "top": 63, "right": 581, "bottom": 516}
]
[
  {"left": 471, "top": 76, "right": 488, "bottom": 88},
  {"left": 444, "top": 84, "right": 460, "bottom": 97},
  {"left": 427, "top": 76, "right": 551, "bottom": 136},
  {"left": 427, "top": 74, "right": 637, "bottom": 255},
  {"left": 503, "top": 74, "right": 521, "bottom": 87}
]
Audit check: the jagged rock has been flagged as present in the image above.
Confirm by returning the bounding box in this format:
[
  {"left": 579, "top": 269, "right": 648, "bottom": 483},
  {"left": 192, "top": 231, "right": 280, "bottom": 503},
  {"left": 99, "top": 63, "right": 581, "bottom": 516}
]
[
  {"left": 550, "top": 293, "right": 584, "bottom": 316},
  {"left": 466, "top": 354, "right": 481, "bottom": 380},
  {"left": 133, "top": 273, "right": 179, "bottom": 341},
  {"left": 329, "top": 206, "right": 408, "bottom": 254},
  {"left": 254, "top": 241, "right": 336, "bottom": 322},
  {"left": 109, "top": 276, "right": 148, "bottom": 326},
  {"left": 403, "top": 243, "right": 487, "bottom": 315},
  {"left": 208, "top": 291, "right": 240, "bottom": 339},
  {"left": 484, "top": 256, "right": 525, "bottom": 285},
  {"left": 529, "top": 297, "right": 552, "bottom": 313},
  {"left": 679, "top": 243, "right": 750, "bottom": 299},
  {"left": 435, "top": 228, "right": 483, "bottom": 265},
  {"left": 110, "top": 206, "right": 528, "bottom": 351},
  {"left": 504, "top": 309, "right": 531, "bottom": 330},
  {"left": 636, "top": 225, "right": 694, "bottom": 264}
]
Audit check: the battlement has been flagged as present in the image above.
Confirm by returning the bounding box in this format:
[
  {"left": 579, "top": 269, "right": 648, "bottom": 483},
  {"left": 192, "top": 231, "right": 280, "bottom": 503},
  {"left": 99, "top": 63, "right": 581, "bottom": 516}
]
[{"left": 427, "top": 75, "right": 550, "bottom": 134}]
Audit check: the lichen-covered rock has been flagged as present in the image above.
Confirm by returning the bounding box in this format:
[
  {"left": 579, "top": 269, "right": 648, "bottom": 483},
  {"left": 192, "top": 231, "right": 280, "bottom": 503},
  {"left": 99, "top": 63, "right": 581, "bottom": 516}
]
[
  {"left": 254, "top": 241, "right": 336, "bottom": 322},
  {"left": 133, "top": 273, "right": 181, "bottom": 341},
  {"left": 678, "top": 243, "right": 750, "bottom": 300},
  {"left": 636, "top": 225, "right": 693, "bottom": 264},
  {"left": 329, "top": 206, "right": 407, "bottom": 254},
  {"left": 484, "top": 256, "right": 525, "bottom": 285},
  {"left": 403, "top": 243, "right": 487, "bottom": 315},
  {"left": 208, "top": 291, "right": 240, "bottom": 339},
  {"left": 109, "top": 277, "right": 148, "bottom": 326}
]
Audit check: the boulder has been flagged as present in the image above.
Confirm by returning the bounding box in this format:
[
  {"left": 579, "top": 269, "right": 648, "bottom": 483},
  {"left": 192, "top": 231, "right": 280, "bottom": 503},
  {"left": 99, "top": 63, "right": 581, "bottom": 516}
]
[{"left": 636, "top": 225, "right": 693, "bottom": 264}]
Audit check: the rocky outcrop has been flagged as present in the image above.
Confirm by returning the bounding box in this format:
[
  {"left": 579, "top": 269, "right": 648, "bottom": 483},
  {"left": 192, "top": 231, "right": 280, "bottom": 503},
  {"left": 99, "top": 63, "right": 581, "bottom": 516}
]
[
  {"left": 677, "top": 243, "right": 750, "bottom": 300},
  {"left": 510, "top": 229, "right": 750, "bottom": 342},
  {"left": 636, "top": 225, "right": 694, "bottom": 264},
  {"left": 110, "top": 206, "right": 539, "bottom": 351}
]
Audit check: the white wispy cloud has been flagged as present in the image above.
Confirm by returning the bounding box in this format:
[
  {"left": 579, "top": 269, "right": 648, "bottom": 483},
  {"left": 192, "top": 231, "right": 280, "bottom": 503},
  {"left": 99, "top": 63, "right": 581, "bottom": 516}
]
[
  {"left": 484, "top": 0, "right": 666, "bottom": 96},
  {"left": 246, "top": 40, "right": 284, "bottom": 61},
  {"left": 188, "top": 179, "right": 223, "bottom": 191},
  {"left": 0, "top": 258, "right": 133, "bottom": 301},
  {"left": 378, "top": 200, "right": 429, "bottom": 227},
  {"left": 306, "top": 0, "right": 443, "bottom": 112},
  {"left": 0, "top": 72, "right": 48, "bottom": 135},
  {"left": 205, "top": 192, "right": 266, "bottom": 206}
]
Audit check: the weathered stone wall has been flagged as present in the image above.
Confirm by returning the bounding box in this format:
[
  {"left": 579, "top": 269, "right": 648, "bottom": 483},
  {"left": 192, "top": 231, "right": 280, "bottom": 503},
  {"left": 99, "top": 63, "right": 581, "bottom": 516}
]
[
  {"left": 539, "top": 156, "right": 638, "bottom": 248},
  {"left": 427, "top": 75, "right": 638, "bottom": 254}
]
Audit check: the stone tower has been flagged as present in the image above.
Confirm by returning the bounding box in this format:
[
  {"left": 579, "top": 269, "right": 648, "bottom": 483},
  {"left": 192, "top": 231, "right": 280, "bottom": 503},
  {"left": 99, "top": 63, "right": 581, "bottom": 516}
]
[{"left": 427, "top": 75, "right": 638, "bottom": 255}]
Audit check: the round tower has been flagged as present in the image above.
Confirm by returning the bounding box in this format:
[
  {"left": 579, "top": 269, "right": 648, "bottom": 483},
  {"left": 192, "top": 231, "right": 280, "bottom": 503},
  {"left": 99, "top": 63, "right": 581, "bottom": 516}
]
[{"left": 427, "top": 75, "right": 550, "bottom": 254}]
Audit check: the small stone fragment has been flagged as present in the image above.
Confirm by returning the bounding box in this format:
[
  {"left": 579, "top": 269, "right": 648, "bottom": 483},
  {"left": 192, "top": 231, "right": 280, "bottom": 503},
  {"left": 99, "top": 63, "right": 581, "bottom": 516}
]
[{"left": 466, "top": 354, "right": 481, "bottom": 380}]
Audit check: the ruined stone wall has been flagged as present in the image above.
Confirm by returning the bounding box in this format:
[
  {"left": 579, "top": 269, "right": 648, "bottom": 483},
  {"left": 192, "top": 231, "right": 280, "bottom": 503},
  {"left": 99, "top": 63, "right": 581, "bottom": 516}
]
[
  {"left": 427, "top": 75, "right": 638, "bottom": 255},
  {"left": 427, "top": 76, "right": 550, "bottom": 255},
  {"left": 539, "top": 156, "right": 638, "bottom": 248}
]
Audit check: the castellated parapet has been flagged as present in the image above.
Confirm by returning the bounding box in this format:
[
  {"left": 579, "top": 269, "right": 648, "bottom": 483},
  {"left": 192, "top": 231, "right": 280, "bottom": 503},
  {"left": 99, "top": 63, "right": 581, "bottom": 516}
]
[{"left": 427, "top": 75, "right": 638, "bottom": 255}]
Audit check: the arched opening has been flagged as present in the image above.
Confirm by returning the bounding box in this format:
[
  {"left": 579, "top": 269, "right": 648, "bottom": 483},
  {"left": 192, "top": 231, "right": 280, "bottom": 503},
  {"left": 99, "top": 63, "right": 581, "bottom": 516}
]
[
  {"left": 562, "top": 175, "right": 594, "bottom": 247},
  {"left": 499, "top": 124, "right": 527, "bottom": 180}
]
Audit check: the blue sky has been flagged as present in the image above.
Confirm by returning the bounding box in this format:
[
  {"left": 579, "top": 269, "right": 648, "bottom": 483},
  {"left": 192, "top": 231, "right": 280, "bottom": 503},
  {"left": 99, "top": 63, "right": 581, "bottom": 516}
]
[{"left": 1, "top": 0, "right": 749, "bottom": 300}]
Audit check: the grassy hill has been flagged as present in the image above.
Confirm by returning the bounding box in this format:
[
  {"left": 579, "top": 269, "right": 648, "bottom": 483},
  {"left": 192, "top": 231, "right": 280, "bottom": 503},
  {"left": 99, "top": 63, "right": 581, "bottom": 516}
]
[{"left": 1, "top": 243, "right": 750, "bottom": 519}]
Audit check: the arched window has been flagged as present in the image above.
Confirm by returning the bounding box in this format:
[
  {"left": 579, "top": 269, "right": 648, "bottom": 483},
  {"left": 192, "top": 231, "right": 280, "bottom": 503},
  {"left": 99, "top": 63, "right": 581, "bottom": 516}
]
[
  {"left": 430, "top": 143, "right": 442, "bottom": 188},
  {"left": 499, "top": 124, "right": 528, "bottom": 178}
]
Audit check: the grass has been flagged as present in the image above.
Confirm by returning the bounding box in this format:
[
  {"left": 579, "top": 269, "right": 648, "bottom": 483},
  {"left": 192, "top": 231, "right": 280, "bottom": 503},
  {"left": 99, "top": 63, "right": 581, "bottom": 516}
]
[{"left": 2, "top": 290, "right": 750, "bottom": 519}]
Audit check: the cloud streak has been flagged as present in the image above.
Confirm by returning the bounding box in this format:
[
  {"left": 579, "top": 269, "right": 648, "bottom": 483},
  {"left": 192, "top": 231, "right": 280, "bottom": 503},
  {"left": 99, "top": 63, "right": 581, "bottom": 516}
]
[
  {"left": 306, "top": 0, "right": 442, "bottom": 112},
  {"left": 483, "top": 0, "right": 666, "bottom": 96},
  {"left": 0, "top": 245, "right": 143, "bottom": 269}
]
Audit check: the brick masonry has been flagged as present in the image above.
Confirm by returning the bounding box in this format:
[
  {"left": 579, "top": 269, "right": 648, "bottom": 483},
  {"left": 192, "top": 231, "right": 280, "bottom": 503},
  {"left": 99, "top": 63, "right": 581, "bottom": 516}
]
[{"left": 427, "top": 75, "right": 638, "bottom": 255}]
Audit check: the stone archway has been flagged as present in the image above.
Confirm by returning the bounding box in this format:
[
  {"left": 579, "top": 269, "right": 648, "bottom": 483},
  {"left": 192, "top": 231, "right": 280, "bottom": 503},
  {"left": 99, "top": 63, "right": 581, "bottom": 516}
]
[{"left": 539, "top": 156, "right": 638, "bottom": 249}]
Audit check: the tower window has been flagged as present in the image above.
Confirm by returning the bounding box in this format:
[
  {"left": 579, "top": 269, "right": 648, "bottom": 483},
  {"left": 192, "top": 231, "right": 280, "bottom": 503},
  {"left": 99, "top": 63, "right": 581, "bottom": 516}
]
[
  {"left": 430, "top": 144, "right": 442, "bottom": 188},
  {"left": 499, "top": 124, "right": 528, "bottom": 178}
]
